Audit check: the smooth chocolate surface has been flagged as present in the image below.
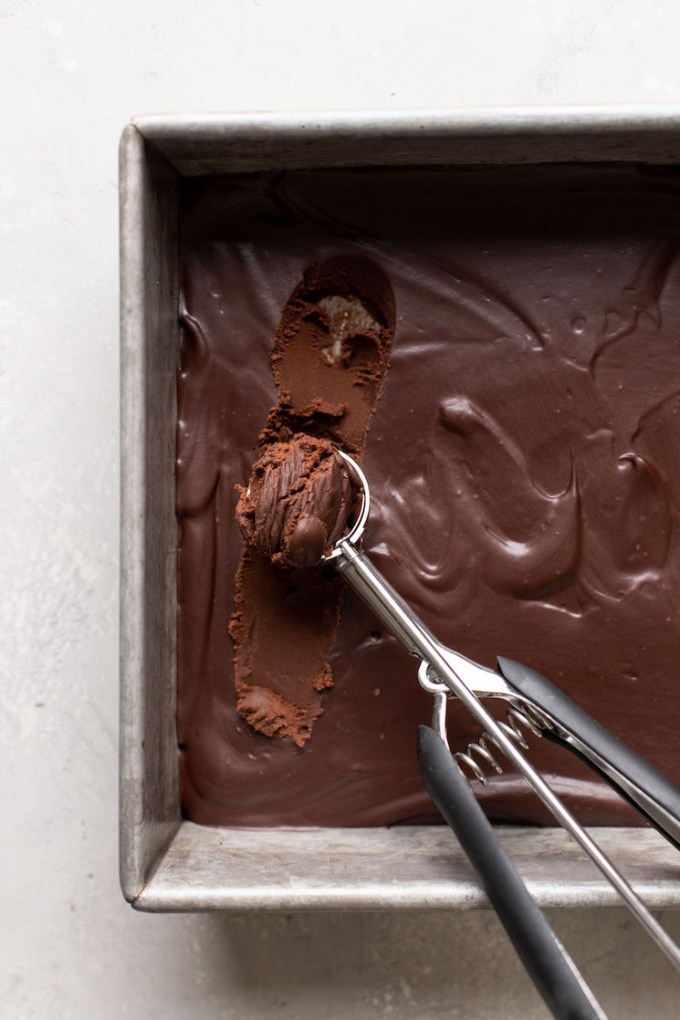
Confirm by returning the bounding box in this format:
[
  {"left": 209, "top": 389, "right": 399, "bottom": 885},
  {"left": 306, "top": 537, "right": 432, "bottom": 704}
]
[{"left": 177, "top": 165, "right": 680, "bottom": 827}]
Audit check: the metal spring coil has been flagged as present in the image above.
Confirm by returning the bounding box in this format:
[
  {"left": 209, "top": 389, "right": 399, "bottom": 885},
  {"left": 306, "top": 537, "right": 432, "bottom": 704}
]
[{"left": 454, "top": 705, "right": 545, "bottom": 785}]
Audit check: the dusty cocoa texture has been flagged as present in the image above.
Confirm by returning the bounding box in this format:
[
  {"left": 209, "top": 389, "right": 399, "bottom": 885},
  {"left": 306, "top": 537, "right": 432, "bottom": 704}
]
[{"left": 226, "top": 254, "right": 395, "bottom": 747}]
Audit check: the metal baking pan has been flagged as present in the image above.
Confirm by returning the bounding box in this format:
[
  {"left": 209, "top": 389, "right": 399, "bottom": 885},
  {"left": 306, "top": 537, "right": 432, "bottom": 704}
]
[{"left": 119, "top": 108, "right": 680, "bottom": 911}]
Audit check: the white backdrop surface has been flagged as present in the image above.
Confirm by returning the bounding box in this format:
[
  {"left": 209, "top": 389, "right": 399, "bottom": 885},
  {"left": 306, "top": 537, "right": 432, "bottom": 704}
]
[{"left": 3, "top": 1, "right": 680, "bottom": 1016}]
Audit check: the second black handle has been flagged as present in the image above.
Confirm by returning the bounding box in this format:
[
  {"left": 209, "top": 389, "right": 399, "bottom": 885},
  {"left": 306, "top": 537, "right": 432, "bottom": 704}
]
[{"left": 497, "top": 656, "right": 680, "bottom": 850}]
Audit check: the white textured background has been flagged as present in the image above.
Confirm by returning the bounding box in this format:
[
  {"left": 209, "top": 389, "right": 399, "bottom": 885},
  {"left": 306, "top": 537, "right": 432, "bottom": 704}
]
[{"left": 3, "top": 1, "right": 680, "bottom": 1016}]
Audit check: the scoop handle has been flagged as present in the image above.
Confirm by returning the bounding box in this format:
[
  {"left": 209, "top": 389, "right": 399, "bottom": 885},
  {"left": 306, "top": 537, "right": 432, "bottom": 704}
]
[
  {"left": 418, "top": 725, "right": 607, "bottom": 1020},
  {"left": 497, "top": 657, "right": 680, "bottom": 851}
]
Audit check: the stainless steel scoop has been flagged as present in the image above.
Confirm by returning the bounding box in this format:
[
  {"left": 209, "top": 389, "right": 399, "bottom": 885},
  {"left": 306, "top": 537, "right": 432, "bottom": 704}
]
[{"left": 321, "top": 451, "right": 680, "bottom": 1013}]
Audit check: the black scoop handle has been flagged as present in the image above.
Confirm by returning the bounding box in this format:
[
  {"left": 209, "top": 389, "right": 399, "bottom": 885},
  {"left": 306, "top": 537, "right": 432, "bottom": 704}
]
[
  {"left": 418, "top": 725, "right": 606, "bottom": 1020},
  {"left": 497, "top": 657, "right": 680, "bottom": 851}
]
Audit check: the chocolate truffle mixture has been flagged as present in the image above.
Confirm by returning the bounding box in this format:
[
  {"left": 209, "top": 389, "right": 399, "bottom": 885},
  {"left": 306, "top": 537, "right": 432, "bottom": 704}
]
[
  {"left": 236, "top": 437, "right": 357, "bottom": 569},
  {"left": 177, "top": 166, "right": 680, "bottom": 827},
  {"left": 226, "top": 256, "right": 394, "bottom": 748}
]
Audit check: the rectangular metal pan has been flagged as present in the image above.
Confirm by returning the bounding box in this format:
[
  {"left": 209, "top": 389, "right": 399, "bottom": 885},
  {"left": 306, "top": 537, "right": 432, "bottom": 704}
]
[{"left": 120, "top": 108, "right": 680, "bottom": 911}]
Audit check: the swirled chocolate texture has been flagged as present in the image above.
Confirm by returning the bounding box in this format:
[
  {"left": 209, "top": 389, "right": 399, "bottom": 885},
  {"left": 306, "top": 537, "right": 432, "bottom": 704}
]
[{"left": 177, "top": 166, "right": 680, "bottom": 827}]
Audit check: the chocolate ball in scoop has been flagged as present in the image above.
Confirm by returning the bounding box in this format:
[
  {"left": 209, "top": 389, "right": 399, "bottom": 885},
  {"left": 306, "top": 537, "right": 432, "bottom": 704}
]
[{"left": 236, "top": 435, "right": 358, "bottom": 568}]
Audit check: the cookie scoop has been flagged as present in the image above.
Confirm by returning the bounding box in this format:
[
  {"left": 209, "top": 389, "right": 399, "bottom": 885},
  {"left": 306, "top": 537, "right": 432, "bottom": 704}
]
[{"left": 239, "top": 441, "right": 680, "bottom": 1015}]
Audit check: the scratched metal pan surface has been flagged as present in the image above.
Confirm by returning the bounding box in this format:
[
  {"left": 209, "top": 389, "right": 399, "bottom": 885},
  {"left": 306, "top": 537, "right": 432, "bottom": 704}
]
[{"left": 119, "top": 108, "right": 680, "bottom": 911}]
